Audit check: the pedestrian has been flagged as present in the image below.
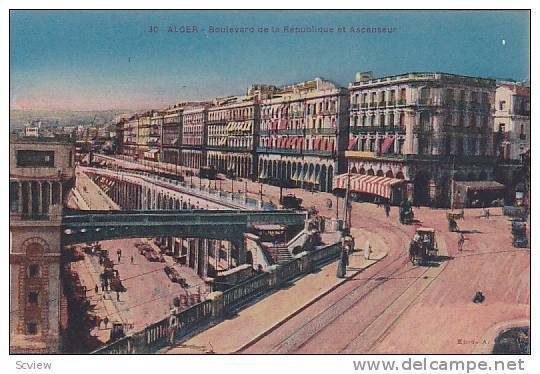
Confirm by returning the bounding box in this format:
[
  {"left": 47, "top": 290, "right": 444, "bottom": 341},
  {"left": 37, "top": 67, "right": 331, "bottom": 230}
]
[
  {"left": 116, "top": 291, "right": 120, "bottom": 302},
  {"left": 336, "top": 247, "right": 349, "bottom": 278},
  {"left": 458, "top": 233, "right": 465, "bottom": 252},
  {"left": 364, "top": 240, "right": 372, "bottom": 260},
  {"left": 384, "top": 202, "right": 391, "bottom": 218},
  {"left": 130, "top": 255, "right": 134, "bottom": 264},
  {"left": 94, "top": 284, "right": 99, "bottom": 294},
  {"left": 103, "top": 317, "right": 109, "bottom": 329}
]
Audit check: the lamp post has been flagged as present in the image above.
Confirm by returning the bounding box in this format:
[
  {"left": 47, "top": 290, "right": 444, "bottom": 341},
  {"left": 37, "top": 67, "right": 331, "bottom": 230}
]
[{"left": 450, "top": 155, "right": 456, "bottom": 210}]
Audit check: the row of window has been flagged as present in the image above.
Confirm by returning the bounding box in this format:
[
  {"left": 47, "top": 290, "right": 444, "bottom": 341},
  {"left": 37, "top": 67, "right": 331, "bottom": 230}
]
[{"left": 208, "top": 107, "right": 255, "bottom": 122}]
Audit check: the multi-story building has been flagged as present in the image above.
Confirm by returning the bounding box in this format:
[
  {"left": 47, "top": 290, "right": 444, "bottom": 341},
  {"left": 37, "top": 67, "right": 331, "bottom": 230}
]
[
  {"left": 494, "top": 82, "right": 530, "bottom": 161},
  {"left": 9, "top": 135, "right": 75, "bottom": 353},
  {"left": 136, "top": 113, "right": 151, "bottom": 159},
  {"left": 257, "top": 77, "right": 349, "bottom": 193},
  {"left": 144, "top": 111, "right": 163, "bottom": 161},
  {"left": 206, "top": 86, "right": 274, "bottom": 179},
  {"left": 181, "top": 105, "right": 208, "bottom": 170},
  {"left": 121, "top": 115, "right": 139, "bottom": 157},
  {"left": 344, "top": 72, "right": 497, "bottom": 207},
  {"left": 161, "top": 106, "right": 183, "bottom": 165}
]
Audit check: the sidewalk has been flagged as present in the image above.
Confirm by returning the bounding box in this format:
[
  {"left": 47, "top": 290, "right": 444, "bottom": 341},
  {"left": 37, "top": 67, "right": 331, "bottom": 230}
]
[{"left": 165, "top": 244, "right": 387, "bottom": 354}]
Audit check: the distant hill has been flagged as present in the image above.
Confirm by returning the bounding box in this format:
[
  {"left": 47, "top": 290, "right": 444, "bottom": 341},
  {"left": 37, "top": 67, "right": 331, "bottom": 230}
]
[{"left": 9, "top": 109, "right": 138, "bottom": 129}]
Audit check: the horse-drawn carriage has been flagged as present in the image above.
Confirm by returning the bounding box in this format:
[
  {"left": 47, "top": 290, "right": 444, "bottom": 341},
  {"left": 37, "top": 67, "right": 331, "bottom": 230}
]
[
  {"left": 399, "top": 200, "right": 414, "bottom": 224},
  {"left": 511, "top": 219, "right": 528, "bottom": 248},
  {"left": 408, "top": 228, "right": 438, "bottom": 266}
]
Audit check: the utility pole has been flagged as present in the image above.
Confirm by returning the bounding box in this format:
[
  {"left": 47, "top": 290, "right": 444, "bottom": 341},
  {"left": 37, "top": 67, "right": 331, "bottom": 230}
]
[
  {"left": 450, "top": 155, "right": 455, "bottom": 210},
  {"left": 335, "top": 193, "right": 339, "bottom": 220},
  {"left": 342, "top": 169, "right": 352, "bottom": 231}
]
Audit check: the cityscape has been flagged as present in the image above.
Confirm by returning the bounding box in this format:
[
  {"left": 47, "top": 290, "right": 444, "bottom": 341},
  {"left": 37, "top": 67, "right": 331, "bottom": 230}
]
[{"left": 9, "top": 10, "right": 530, "bottom": 356}]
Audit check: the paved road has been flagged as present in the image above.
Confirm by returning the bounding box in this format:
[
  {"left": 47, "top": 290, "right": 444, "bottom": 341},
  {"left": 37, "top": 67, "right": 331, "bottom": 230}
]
[{"left": 242, "top": 205, "right": 529, "bottom": 354}]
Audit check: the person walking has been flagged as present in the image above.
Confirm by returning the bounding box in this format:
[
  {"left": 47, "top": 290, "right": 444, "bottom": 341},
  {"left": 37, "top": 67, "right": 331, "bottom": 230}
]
[
  {"left": 336, "top": 247, "right": 349, "bottom": 278},
  {"left": 364, "top": 240, "right": 372, "bottom": 260},
  {"left": 94, "top": 284, "right": 99, "bottom": 294},
  {"left": 103, "top": 317, "right": 109, "bottom": 329},
  {"left": 458, "top": 233, "right": 465, "bottom": 252},
  {"left": 384, "top": 202, "right": 391, "bottom": 218},
  {"left": 130, "top": 255, "right": 134, "bottom": 264}
]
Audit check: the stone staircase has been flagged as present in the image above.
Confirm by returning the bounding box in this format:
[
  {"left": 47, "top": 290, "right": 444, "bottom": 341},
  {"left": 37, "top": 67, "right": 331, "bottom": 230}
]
[{"left": 265, "top": 245, "right": 294, "bottom": 264}]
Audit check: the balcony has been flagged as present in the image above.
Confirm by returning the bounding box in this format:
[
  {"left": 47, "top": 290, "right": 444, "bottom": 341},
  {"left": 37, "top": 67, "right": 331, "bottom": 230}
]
[
  {"left": 256, "top": 147, "right": 301, "bottom": 155},
  {"left": 397, "top": 99, "right": 406, "bottom": 106},
  {"left": 207, "top": 119, "right": 227, "bottom": 125},
  {"left": 305, "top": 127, "right": 337, "bottom": 135},
  {"left": 350, "top": 126, "right": 404, "bottom": 134},
  {"left": 303, "top": 149, "right": 333, "bottom": 157},
  {"left": 417, "top": 98, "right": 434, "bottom": 106}
]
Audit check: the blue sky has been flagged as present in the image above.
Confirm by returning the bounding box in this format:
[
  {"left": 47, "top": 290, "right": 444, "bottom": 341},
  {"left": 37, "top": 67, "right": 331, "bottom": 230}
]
[{"left": 10, "top": 10, "right": 530, "bottom": 111}]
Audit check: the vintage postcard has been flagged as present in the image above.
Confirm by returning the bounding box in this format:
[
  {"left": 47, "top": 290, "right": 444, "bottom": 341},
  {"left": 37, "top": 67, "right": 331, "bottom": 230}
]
[{"left": 7, "top": 7, "right": 531, "bottom": 370}]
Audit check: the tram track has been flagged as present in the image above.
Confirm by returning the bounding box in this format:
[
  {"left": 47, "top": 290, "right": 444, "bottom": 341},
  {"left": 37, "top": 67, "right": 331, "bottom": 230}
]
[
  {"left": 265, "top": 220, "right": 416, "bottom": 353},
  {"left": 340, "top": 225, "right": 450, "bottom": 353}
]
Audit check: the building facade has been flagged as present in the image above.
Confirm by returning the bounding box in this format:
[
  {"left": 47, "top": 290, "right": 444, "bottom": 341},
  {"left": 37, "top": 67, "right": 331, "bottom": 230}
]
[
  {"left": 181, "top": 106, "right": 208, "bottom": 170},
  {"left": 206, "top": 94, "right": 261, "bottom": 179},
  {"left": 9, "top": 136, "right": 75, "bottom": 353},
  {"left": 136, "top": 114, "right": 151, "bottom": 159},
  {"left": 121, "top": 116, "right": 139, "bottom": 157},
  {"left": 161, "top": 106, "right": 183, "bottom": 165},
  {"left": 346, "top": 72, "right": 496, "bottom": 206},
  {"left": 257, "top": 77, "right": 349, "bottom": 193},
  {"left": 494, "top": 82, "right": 530, "bottom": 161}
]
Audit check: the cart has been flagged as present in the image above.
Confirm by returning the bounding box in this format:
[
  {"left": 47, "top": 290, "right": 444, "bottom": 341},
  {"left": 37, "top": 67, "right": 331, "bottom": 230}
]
[{"left": 409, "top": 228, "right": 438, "bottom": 265}]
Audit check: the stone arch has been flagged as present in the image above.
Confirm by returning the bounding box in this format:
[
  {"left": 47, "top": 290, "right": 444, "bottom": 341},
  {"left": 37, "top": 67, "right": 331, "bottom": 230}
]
[
  {"left": 367, "top": 169, "right": 375, "bottom": 176},
  {"left": 308, "top": 164, "right": 315, "bottom": 184},
  {"left": 351, "top": 166, "right": 358, "bottom": 174},
  {"left": 320, "top": 164, "right": 328, "bottom": 192},
  {"left": 385, "top": 170, "right": 394, "bottom": 178},
  {"left": 327, "top": 165, "right": 334, "bottom": 192},
  {"left": 315, "top": 164, "right": 321, "bottom": 190},
  {"left": 396, "top": 171, "right": 405, "bottom": 179},
  {"left": 359, "top": 168, "right": 366, "bottom": 175},
  {"left": 22, "top": 237, "right": 50, "bottom": 255},
  {"left": 302, "top": 163, "right": 309, "bottom": 184},
  {"left": 376, "top": 170, "right": 384, "bottom": 177},
  {"left": 287, "top": 161, "right": 292, "bottom": 181}
]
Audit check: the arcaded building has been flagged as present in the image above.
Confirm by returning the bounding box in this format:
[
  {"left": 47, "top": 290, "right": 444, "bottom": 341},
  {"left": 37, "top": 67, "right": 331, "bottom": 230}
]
[
  {"left": 9, "top": 135, "right": 75, "bottom": 353},
  {"left": 257, "top": 77, "right": 349, "bottom": 192},
  {"left": 344, "top": 72, "right": 497, "bottom": 206}
]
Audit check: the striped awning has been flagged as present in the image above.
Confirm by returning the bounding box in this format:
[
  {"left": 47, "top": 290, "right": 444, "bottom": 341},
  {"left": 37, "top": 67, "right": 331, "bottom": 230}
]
[{"left": 333, "top": 173, "right": 407, "bottom": 199}]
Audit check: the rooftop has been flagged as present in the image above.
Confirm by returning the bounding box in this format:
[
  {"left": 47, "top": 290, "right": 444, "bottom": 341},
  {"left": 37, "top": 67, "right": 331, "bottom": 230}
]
[{"left": 349, "top": 72, "right": 496, "bottom": 89}]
